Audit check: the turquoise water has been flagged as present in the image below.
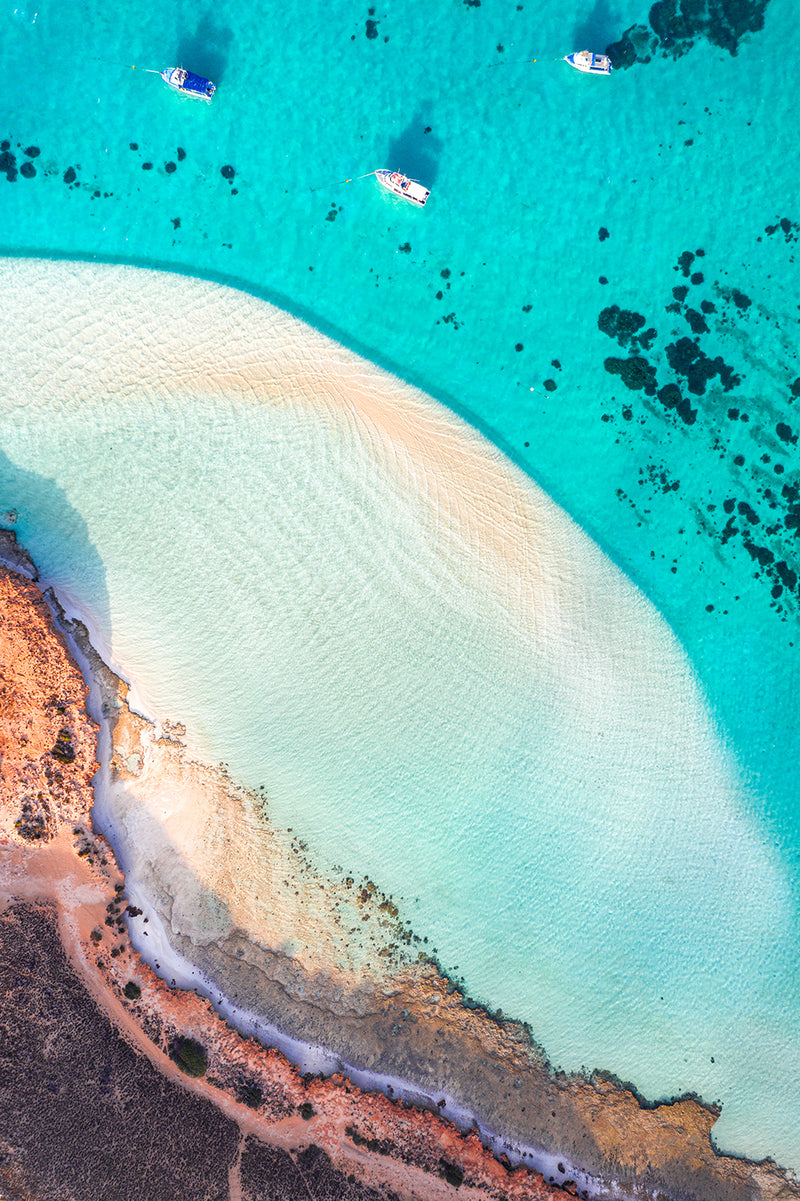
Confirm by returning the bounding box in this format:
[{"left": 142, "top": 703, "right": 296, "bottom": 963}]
[{"left": 2, "top": 0, "right": 800, "bottom": 1173}]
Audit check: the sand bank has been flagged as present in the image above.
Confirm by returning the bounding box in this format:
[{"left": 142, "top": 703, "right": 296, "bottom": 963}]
[{"left": 1, "top": 257, "right": 799, "bottom": 1186}]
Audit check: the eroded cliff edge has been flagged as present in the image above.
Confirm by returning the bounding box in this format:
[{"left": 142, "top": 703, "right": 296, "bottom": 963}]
[{"left": 0, "top": 539, "right": 797, "bottom": 1201}]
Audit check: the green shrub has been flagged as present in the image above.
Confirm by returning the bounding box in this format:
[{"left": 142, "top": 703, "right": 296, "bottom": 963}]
[
  {"left": 123, "top": 981, "right": 141, "bottom": 1000},
  {"left": 237, "top": 1081, "right": 263, "bottom": 1109},
  {"left": 169, "top": 1037, "right": 207, "bottom": 1078},
  {"left": 441, "top": 1162, "right": 464, "bottom": 1189},
  {"left": 299, "top": 1102, "right": 315, "bottom": 1120}
]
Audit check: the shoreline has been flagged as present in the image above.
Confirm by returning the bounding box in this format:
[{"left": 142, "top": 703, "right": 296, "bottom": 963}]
[{"left": 1, "top": 538, "right": 798, "bottom": 1201}]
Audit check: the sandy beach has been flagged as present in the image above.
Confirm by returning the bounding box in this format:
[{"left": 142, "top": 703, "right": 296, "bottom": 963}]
[
  {"left": 2, "top": 538, "right": 798, "bottom": 1201},
  {"left": 2, "top": 258, "right": 799, "bottom": 1200}
]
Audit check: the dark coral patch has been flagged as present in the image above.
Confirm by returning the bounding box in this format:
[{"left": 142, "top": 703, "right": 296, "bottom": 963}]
[
  {"left": 604, "top": 356, "right": 657, "bottom": 395},
  {"left": 1, "top": 150, "right": 18, "bottom": 181},
  {"left": 598, "top": 305, "right": 646, "bottom": 346},
  {"left": 598, "top": 227, "right": 610, "bottom": 241},
  {"left": 20, "top": 161, "right": 35, "bottom": 179},
  {"left": 676, "top": 251, "right": 695, "bottom": 277},
  {"left": 657, "top": 382, "right": 696, "bottom": 425},
  {"left": 665, "top": 337, "right": 740, "bottom": 395},
  {"left": 685, "top": 308, "right": 709, "bottom": 335},
  {"left": 23, "top": 145, "right": 40, "bottom": 158},
  {"left": 165, "top": 161, "right": 177, "bottom": 174},
  {"left": 607, "top": 0, "right": 770, "bottom": 68},
  {"left": 177, "top": 147, "right": 186, "bottom": 161},
  {"left": 221, "top": 164, "right": 235, "bottom": 180},
  {"left": 63, "top": 166, "right": 76, "bottom": 184}
]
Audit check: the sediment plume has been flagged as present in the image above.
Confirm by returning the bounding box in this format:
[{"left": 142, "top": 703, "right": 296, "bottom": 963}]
[{"left": 1, "top": 541, "right": 798, "bottom": 1201}]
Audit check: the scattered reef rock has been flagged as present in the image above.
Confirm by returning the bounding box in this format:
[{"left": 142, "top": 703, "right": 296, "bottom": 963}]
[
  {"left": 606, "top": 0, "right": 770, "bottom": 67},
  {"left": 1, "top": 550, "right": 799, "bottom": 1201}
]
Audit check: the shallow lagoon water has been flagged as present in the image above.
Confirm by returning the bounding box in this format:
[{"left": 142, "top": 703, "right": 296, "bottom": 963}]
[{"left": 2, "top": 0, "right": 800, "bottom": 1175}]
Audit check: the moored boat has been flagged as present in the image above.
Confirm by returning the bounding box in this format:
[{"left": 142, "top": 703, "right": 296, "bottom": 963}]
[
  {"left": 161, "top": 67, "right": 216, "bottom": 100},
  {"left": 564, "top": 50, "right": 612, "bottom": 75},
  {"left": 375, "top": 169, "right": 430, "bottom": 207}
]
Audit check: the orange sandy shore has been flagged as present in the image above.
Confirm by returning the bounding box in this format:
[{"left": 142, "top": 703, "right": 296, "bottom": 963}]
[{"left": 1, "top": 548, "right": 798, "bottom": 1201}]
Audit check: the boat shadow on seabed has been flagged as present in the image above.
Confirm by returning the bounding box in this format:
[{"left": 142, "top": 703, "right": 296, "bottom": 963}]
[
  {"left": 176, "top": 14, "right": 234, "bottom": 85},
  {"left": 386, "top": 109, "right": 443, "bottom": 188}
]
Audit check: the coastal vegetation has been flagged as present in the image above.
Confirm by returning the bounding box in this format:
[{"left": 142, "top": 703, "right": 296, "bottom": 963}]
[{"left": 169, "top": 1036, "right": 208, "bottom": 1078}]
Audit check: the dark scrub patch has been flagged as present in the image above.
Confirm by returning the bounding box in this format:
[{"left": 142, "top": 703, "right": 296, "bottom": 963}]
[
  {"left": 776, "top": 422, "right": 797, "bottom": 445},
  {"left": 142, "top": 162, "right": 153, "bottom": 171},
  {"left": 177, "top": 146, "right": 186, "bottom": 161},
  {"left": 366, "top": 18, "right": 379, "bottom": 37},
  {"left": 791, "top": 379, "right": 800, "bottom": 398},
  {"left": 731, "top": 288, "right": 752, "bottom": 310},
  {"left": 543, "top": 379, "right": 557, "bottom": 392},
  {"left": 598, "top": 227, "right": 610, "bottom": 241},
  {"left": 221, "top": 164, "right": 235, "bottom": 180},
  {"left": 691, "top": 271, "right": 704, "bottom": 285},
  {"left": 20, "top": 161, "right": 35, "bottom": 179},
  {"left": 599, "top": 276, "right": 609, "bottom": 285},
  {"left": 604, "top": 356, "right": 657, "bottom": 395},
  {"left": 0, "top": 140, "right": 9, "bottom": 151},
  {"left": 551, "top": 359, "right": 561, "bottom": 369},
  {"left": 129, "top": 142, "right": 138, "bottom": 151},
  {"left": 172, "top": 217, "right": 181, "bottom": 229},
  {"left": 326, "top": 204, "right": 339, "bottom": 222},
  {"left": 23, "top": 145, "right": 40, "bottom": 158},
  {"left": 522, "top": 304, "right": 532, "bottom": 312},
  {"left": 63, "top": 166, "right": 76, "bottom": 184},
  {"left": 701, "top": 299, "right": 716, "bottom": 314},
  {"left": 606, "top": 0, "right": 770, "bottom": 68},
  {"left": 398, "top": 242, "right": 411, "bottom": 253},
  {"left": 165, "top": 161, "right": 177, "bottom": 173},
  {"left": 672, "top": 285, "right": 689, "bottom": 302},
  {"left": 515, "top": 343, "right": 523, "bottom": 352},
  {"left": 598, "top": 305, "right": 646, "bottom": 346}
]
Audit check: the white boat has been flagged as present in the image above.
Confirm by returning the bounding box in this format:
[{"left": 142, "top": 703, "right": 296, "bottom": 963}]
[
  {"left": 564, "top": 50, "right": 612, "bottom": 75},
  {"left": 160, "top": 67, "right": 216, "bottom": 100},
  {"left": 375, "top": 170, "right": 430, "bottom": 207}
]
